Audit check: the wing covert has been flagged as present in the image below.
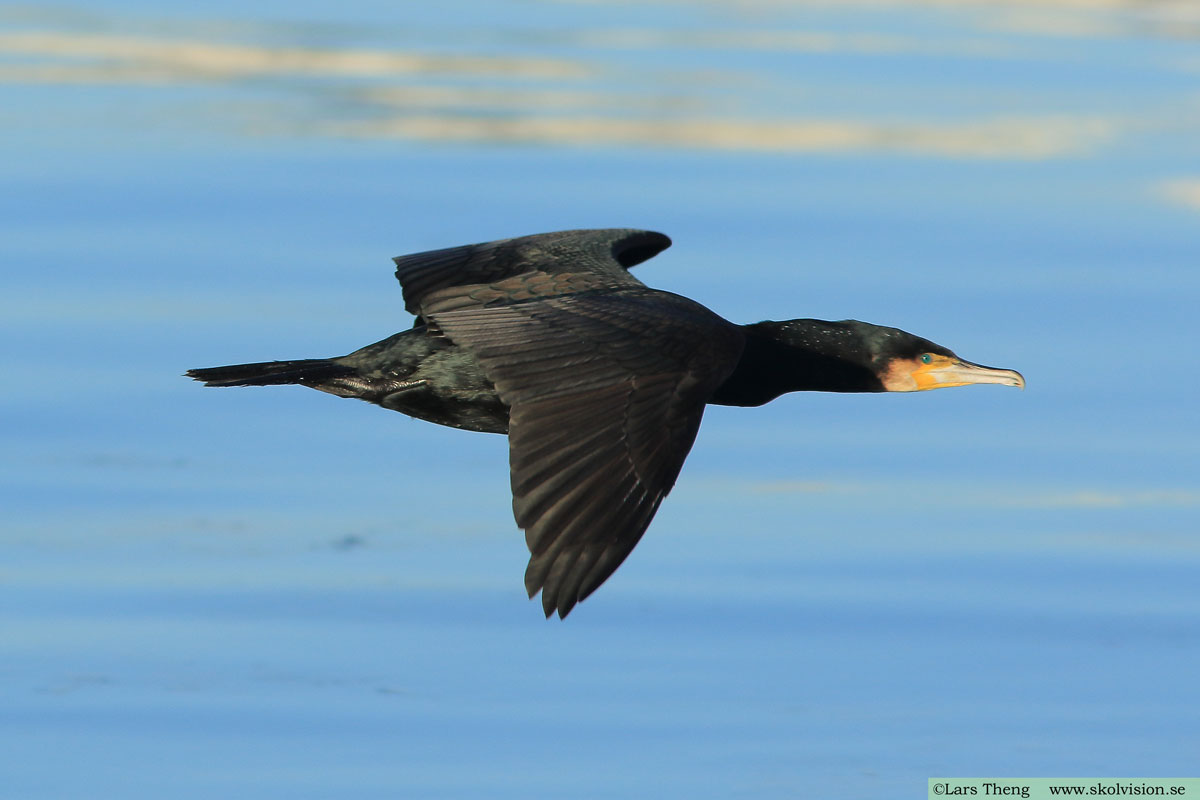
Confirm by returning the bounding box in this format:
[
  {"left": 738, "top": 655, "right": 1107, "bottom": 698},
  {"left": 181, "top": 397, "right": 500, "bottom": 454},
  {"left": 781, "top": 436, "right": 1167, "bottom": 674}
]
[{"left": 392, "top": 228, "right": 670, "bottom": 316}]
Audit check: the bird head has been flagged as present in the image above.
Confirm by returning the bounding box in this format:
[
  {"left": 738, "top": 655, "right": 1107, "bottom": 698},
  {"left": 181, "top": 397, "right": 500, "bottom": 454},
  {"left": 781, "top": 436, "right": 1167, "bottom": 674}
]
[{"left": 839, "top": 320, "right": 1025, "bottom": 392}]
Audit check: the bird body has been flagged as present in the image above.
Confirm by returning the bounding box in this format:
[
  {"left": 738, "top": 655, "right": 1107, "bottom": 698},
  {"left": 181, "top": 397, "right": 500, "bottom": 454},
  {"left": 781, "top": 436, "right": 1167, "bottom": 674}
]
[{"left": 189, "top": 228, "right": 1023, "bottom": 617}]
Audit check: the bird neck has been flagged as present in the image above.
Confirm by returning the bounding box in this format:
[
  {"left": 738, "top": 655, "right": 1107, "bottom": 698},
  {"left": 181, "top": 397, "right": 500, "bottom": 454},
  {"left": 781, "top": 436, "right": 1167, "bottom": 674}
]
[{"left": 710, "top": 320, "right": 885, "bottom": 407}]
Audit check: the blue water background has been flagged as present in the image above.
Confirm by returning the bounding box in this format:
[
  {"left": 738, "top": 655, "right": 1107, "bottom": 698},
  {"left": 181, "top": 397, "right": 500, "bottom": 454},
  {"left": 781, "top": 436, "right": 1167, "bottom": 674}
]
[{"left": 2, "top": 2, "right": 1198, "bottom": 797}]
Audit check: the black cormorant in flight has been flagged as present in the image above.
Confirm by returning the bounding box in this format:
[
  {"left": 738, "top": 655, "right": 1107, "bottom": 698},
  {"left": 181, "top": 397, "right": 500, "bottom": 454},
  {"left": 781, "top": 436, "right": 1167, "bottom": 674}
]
[{"left": 188, "top": 229, "right": 1024, "bottom": 618}]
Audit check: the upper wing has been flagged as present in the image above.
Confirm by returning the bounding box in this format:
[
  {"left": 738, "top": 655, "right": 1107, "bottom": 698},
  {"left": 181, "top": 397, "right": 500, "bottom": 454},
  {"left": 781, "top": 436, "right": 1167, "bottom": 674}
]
[
  {"left": 392, "top": 229, "right": 671, "bottom": 316},
  {"left": 430, "top": 289, "right": 744, "bottom": 618}
]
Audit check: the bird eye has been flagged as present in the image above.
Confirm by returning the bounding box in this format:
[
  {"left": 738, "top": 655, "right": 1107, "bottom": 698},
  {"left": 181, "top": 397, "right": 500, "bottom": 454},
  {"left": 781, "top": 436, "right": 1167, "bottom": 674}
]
[{"left": 920, "top": 353, "right": 933, "bottom": 364}]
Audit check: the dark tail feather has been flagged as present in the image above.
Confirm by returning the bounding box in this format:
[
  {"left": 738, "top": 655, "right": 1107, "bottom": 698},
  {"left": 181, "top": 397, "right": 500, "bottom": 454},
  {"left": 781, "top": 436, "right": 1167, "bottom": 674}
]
[{"left": 186, "top": 359, "right": 354, "bottom": 388}]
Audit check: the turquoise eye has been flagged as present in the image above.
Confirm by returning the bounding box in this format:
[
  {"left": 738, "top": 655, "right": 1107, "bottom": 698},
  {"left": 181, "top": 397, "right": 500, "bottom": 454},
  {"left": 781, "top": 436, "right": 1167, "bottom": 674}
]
[{"left": 920, "top": 354, "right": 933, "bottom": 364}]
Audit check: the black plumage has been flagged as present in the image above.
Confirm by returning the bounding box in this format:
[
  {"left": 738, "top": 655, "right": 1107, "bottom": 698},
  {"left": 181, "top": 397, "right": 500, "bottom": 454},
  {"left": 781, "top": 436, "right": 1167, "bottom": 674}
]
[{"left": 188, "top": 228, "right": 1023, "bottom": 617}]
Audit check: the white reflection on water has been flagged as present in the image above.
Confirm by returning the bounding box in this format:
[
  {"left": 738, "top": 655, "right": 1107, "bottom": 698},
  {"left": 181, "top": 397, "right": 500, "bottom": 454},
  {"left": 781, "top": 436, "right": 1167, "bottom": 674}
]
[
  {"left": 747, "top": 479, "right": 1200, "bottom": 510},
  {"left": 0, "top": 12, "right": 1170, "bottom": 159},
  {"left": 331, "top": 113, "right": 1116, "bottom": 158},
  {"left": 0, "top": 31, "right": 589, "bottom": 79},
  {"left": 1161, "top": 178, "right": 1200, "bottom": 212}
]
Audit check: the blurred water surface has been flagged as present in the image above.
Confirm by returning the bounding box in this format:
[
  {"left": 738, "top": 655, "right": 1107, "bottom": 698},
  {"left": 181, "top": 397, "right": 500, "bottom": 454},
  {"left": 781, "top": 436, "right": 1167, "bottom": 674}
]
[{"left": 2, "top": 1, "right": 1199, "bottom": 797}]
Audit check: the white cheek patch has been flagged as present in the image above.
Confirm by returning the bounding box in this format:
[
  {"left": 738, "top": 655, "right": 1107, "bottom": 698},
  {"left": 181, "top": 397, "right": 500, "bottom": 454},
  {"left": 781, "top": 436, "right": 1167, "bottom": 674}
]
[{"left": 880, "top": 358, "right": 921, "bottom": 392}]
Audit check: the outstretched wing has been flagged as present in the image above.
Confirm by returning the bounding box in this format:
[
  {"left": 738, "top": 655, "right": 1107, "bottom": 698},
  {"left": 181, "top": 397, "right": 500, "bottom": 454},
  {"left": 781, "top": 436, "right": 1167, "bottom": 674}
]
[
  {"left": 392, "top": 228, "right": 671, "bottom": 316},
  {"left": 430, "top": 289, "right": 743, "bottom": 617}
]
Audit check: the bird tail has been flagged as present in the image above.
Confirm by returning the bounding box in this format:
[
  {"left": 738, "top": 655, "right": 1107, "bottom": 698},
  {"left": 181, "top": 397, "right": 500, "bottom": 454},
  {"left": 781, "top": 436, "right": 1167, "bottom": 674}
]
[{"left": 186, "top": 359, "right": 355, "bottom": 388}]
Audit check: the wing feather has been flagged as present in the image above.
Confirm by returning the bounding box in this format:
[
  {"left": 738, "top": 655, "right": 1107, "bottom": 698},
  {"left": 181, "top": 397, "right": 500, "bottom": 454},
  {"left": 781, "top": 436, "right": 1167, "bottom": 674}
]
[
  {"left": 393, "top": 229, "right": 670, "bottom": 316},
  {"left": 432, "top": 290, "right": 743, "bottom": 617}
]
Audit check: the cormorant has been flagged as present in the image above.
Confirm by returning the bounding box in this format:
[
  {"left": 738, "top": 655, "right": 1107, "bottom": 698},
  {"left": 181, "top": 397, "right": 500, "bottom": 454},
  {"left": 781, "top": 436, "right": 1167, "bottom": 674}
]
[{"left": 187, "top": 229, "right": 1024, "bottom": 618}]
